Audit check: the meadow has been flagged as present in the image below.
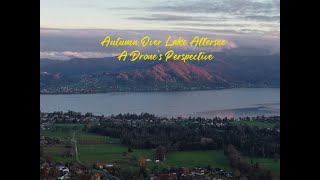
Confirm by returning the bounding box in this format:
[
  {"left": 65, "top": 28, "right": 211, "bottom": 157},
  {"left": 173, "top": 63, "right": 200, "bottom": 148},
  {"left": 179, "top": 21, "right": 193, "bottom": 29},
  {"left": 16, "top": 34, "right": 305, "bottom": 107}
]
[
  {"left": 41, "top": 123, "right": 279, "bottom": 174},
  {"left": 249, "top": 158, "right": 280, "bottom": 175},
  {"left": 43, "top": 143, "right": 229, "bottom": 170},
  {"left": 165, "top": 150, "right": 230, "bottom": 170}
]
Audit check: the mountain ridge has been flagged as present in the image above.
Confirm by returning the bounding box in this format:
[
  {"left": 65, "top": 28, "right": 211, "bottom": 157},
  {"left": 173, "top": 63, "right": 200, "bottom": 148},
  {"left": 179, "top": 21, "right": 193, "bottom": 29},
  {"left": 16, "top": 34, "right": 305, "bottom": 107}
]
[{"left": 40, "top": 53, "right": 279, "bottom": 94}]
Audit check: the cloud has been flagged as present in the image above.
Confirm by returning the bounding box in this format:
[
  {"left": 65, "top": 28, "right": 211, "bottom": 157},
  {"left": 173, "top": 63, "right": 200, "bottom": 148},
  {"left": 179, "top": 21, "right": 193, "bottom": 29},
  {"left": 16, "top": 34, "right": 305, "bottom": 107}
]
[
  {"left": 120, "top": 0, "right": 279, "bottom": 34},
  {"left": 40, "top": 27, "right": 279, "bottom": 59},
  {"left": 148, "top": 0, "right": 279, "bottom": 16},
  {"left": 174, "top": 22, "right": 279, "bottom": 36},
  {"left": 244, "top": 15, "right": 280, "bottom": 22},
  {"left": 127, "top": 14, "right": 213, "bottom": 21},
  {"left": 176, "top": 22, "right": 252, "bottom": 28},
  {"left": 40, "top": 51, "right": 119, "bottom": 60}
]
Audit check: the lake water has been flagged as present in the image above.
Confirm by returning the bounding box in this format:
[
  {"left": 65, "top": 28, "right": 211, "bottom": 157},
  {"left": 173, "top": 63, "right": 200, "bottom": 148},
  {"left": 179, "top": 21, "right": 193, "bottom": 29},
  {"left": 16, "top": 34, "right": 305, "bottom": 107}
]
[{"left": 40, "top": 88, "right": 280, "bottom": 118}]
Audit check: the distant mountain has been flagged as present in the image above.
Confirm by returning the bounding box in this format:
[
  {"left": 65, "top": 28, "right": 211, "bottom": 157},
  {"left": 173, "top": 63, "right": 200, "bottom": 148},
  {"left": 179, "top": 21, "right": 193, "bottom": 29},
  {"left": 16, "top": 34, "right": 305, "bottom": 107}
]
[
  {"left": 92, "top": 61, "right": 226, "bottom": 84},
  {"left": 191, "top": 52, "right": 280, "bottom": 86},
  {"left": 40, "top": 59, "right": 62, "bottom": 68},
  {"left": 40, "top": 57, "right": 157, "bottom": 76},
  {"left": 40, "top": 53, "right": 279, "bottom": 94}
]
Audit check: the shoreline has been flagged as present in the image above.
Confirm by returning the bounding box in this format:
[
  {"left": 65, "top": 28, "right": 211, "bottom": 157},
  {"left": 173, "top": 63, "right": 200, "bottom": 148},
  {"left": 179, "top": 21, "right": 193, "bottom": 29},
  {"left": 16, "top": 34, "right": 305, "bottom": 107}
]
[{"left": 40, "top": 86, "right": 280, "bottom": 95}]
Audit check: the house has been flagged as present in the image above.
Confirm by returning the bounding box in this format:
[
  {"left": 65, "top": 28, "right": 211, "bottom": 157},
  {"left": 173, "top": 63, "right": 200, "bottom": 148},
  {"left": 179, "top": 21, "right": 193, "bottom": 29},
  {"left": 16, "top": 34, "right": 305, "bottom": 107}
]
[
  {"left": 73, "top": 167, "right": 83, "bottom": 175},
  {"left": 156, "top": 173, "right": 177, "bottom": 180},
  {"left": 56, "top": 165, "right": 70, "bottom": 179},
  {"left": 105, "top": 164, "right": 118, "bottom": 174},
  {"left": 40, "top": 162, "right": 49, "bottom": 169},
  {"left": 179, "top": 167, "right": 191, "bottom": 177},
  {"left": 90, "top": 173, "right": 101, "bottom": 180},
  {"left": 214, "top": 168, "right": 222, "bottom": 173},
  {"left": 221, "top": 172, "right": 233, "bottom": 178},
  {"left": 94, "top": 163, "right": 104, "bottom": 170},
  {"left": 58, "top": 167, "right": 69, "bottom": 179},
  {"left": 105, "top": 164, "right": 114, "bottom": 168},
  {"left": 238, "top": 176, "right": 248, "bottom": 180},
  {"left": 40, "top": 140, "right": 48, "bottom": 145},
  {"left": 58, "top": 175, "right": 69, "bottom": 180}
]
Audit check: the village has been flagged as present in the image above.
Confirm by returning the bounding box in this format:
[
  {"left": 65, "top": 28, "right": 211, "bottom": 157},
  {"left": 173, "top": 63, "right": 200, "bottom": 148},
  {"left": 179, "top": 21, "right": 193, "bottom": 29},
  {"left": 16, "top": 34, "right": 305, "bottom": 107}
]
[
  {"left": 40, "top": 156, "right": 241, "bottom": 180},
  {"left": 40, "top": 111, "right": 280, "bottom": 132}
]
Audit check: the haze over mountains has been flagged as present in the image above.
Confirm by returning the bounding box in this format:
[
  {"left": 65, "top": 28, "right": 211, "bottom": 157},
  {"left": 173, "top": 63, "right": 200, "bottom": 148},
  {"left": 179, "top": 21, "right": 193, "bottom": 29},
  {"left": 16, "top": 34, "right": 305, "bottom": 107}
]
[{"left": 40, "top": 51, "right": 280, "bottom": 94}]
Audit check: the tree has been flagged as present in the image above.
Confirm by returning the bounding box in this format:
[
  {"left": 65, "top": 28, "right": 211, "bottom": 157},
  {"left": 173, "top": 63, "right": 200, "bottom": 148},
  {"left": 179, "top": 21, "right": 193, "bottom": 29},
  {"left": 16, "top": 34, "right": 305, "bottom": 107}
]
[
  {"left": 40, "top": 166, "right": 49, "bottom": 180},
  {"left": 48, "top": 167, "right": 59, "bottom": 179},
  {"left": 233, "top": 169, "right": 241, "bottom": 178},
  {"left": 224, "top": 144, "right": 240, "bottom": 162},
  {"left": 90, "top": 174, "right": 101, "bottom": 180},
  {"left": 255, "top": 162, "right": 260, "bottom": 169},
  {"left": 138, "top": 167, "right": 147, "bottom": 180},
  {"left": 155, "top": 145, "right": 166, "bottom": 161},
  {"left": 138, "top": 157, "right": 146, "bottom": 167},
  {"left": 122, "top": 167, "right": 134, "bottom": 180},
  {"left": 79, "top": 173, "right": 92, "bottom": 180}
]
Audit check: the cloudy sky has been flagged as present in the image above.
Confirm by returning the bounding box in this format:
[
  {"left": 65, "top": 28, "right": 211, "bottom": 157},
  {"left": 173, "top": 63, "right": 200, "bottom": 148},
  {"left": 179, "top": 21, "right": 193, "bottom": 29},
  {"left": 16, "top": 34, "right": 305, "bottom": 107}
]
[{"left": 40, "top": 0, "right": 280, "bottom": 60}]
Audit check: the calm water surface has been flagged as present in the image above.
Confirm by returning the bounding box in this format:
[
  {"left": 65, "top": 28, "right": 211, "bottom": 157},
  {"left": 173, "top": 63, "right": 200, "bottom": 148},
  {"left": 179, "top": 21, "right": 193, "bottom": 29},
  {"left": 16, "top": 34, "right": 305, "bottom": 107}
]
[{"left": 40, "top": 88, "right": 280, "bottom": 118}]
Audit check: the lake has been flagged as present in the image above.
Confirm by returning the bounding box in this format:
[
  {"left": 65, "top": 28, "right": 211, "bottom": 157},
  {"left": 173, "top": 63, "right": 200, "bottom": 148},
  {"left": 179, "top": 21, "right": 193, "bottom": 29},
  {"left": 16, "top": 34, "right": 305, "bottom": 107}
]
[{"left": 40, "top": 88, "right": 280, "bottom": 118}]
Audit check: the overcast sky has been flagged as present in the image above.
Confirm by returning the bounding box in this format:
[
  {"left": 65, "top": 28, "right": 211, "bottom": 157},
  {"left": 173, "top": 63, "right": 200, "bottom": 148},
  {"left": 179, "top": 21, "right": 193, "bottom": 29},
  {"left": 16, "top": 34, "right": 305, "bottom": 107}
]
[{"left": 40, "top": 0, "right": 280, "bottom": 60}]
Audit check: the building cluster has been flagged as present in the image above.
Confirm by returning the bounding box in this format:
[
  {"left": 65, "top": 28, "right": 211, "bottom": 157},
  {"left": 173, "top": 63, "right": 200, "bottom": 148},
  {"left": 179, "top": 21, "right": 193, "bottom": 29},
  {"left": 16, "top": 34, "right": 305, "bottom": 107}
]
[{"left": 148, "top": 167, "right": 248, "bottom": 180}]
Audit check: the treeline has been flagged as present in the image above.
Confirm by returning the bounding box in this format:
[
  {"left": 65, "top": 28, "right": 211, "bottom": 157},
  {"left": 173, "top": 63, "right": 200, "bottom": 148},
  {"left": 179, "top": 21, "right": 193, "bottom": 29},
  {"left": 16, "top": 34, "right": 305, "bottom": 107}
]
[
  {"left": 87, "top": 119, "right": 280, "bottom": 158},
  {"left": 110, "top": 113, "right": 157, "bottom": 120},
  {"left": 42, "top": 111, "right": 279, "bottom": 124},
  {"left": 224, "top": 144, "right": 275, "bottom": 180}
]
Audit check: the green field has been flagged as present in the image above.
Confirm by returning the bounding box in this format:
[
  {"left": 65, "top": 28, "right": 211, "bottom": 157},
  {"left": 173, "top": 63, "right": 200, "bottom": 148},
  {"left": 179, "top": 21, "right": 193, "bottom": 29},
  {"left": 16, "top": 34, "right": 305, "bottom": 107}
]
[
  {"left": 44, "top": 144, "right": 74, "bottom": 162},
  {"left": 77, "top": 144, "right": 154, "bottom": 163},
  {"left": 78, "top": 144, "right": 154, "bottom": 167},
  {"left": 231, "top": 120, "right": 278, "bottom": 128},
  {"left": 41, "top": 123, "right": 83, "bottom": 140},
  {"left": 44, "top": 144, "right": 229, "bottom": 170},
  {"left": 50, "top": 123, "right": 85, "bottom": 128},
  {"left": 41, "top": 131, "right": 118, "bottom": 142},
  {"left": 41, "top": 131, "right": 73, "bottom": 140},
  {"left": 41, "top": 123, "right": 119, "bottom": 143},
  {"left": 44, "top": 143, "right": 280, "bottom": 174},
  {"left": 44, "top": 143, "right": 155, "bottom": 168},
  {"left": 77, "top": 145, "right": 232, "bottom": 170},
  {"left": 49, "top": 123, "right": 85, "bottom": 131},
  {"left": 250, "top": 158, "right": 280, "bottom": 175},
  {"left": 165, "top": 150, "right": 230, "bottom": 170}
]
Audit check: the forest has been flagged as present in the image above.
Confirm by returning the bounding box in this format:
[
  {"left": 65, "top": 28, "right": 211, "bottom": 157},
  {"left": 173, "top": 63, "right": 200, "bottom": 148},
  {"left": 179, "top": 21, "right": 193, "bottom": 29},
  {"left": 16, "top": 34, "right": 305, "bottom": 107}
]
[{"left": 83, "top": 113, "right": 280, "bottom": 159}]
